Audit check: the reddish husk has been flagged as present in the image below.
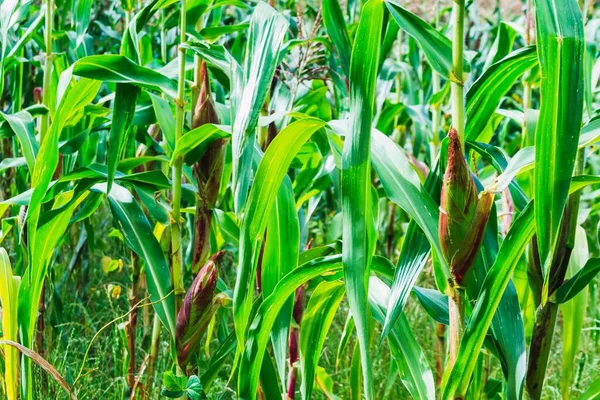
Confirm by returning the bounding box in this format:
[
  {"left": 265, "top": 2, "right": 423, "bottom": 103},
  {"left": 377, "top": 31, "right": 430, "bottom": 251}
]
[
  {"left": 175, "top": 251, "right": 224, "bottom": 367},
  {"left": 191, "top": 61, "right": 227, "bottom": 273},
  {"left": 439, "top": 129, "right": 494, "bottom": 286}
]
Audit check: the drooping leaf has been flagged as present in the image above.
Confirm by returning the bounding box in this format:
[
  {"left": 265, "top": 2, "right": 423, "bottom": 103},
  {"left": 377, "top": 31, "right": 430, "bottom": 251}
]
[
  {"left": 385, "top": 0, "right": 469, "bottom": 78},
  {"left": 73, "top": 55, "right": 178, "bottom": 98},
  {"left": 552, "top": 257, "right": 600, "bottom": 304},
  {"left": 93, "top": 183, "right": 176, "bottom": 337},
  {"left": 0, "top": 110, "right": 38, "bottom": 172},
  {"left": 171, "top": 124, "right": 230, "bottom": 166},
  {"left": 466, "top": 47, "right": 538, "bottom": 141}
]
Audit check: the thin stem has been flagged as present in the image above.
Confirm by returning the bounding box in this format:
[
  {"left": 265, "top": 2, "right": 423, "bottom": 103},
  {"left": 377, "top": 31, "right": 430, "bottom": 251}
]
[
  {"left": 146, "top": 313, "right": 161, "bottom": 398},
  {"left": 451, "top": 0, "right": 466, "bottom": 147},
  {"left": 40, "top": 0, "right": 54, "bottom": 141},
  {"left": 171, "top": 0, "right": 187, "bottom": 311}
]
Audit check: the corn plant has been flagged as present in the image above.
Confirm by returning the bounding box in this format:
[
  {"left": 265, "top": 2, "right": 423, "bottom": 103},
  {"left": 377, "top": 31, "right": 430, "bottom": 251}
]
[{"left": 0, "top": 0, "right": 600, "bottom": 399}]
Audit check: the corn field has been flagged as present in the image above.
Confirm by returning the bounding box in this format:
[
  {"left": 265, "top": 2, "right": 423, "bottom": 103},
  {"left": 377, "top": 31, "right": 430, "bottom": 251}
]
[{"left": 0, "top": 0, "right": 600, "bottom": 398}]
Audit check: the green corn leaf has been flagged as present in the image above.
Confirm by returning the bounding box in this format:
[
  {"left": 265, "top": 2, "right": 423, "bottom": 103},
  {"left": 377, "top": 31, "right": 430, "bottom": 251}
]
[
  {"left": 0, "top": 111, "right": 38, "bottom": 172},
  {"left": 385, "top": 0, "right": 469, "bottom": 78},
  {"left": 322, "top": 0, "right": 352, "bottom": 77},
  {"left": 171, "top": 124, "right": 230, "bottom": 166},
  {"left": 335, "top": 313, "right": 354, "bottom": 371},
  {"left": 481, "top": 144, "right": 534, "bottom": 198},
  {"left": 149, "top": 93, "right": 176, "bottom": 153},
  {"left": 0, "top": 247, "right": 20, "bottom": 400},
  {"left": 369, "top": 277, "right": 435, "bottom": 400},
  {"left": 259, "top": 351, "right": 281, "bottom": 399},
  {"left": 0, "top": 157, "right": 26, "bottom": 173},
  {"left": 552, "top": 257, "right": 600, "bottom": 304},
  {"left": 238, "top": 255, "right": 343, "bottom": 399},
  {"left": 0, "top": 0, "right": 19, "bottom": 96},
  {"left": 578, "top": 115, "right": 600, "bottom": 148},
  {"left": 106, "top": 83, "right": 140, "bottom": 192},
  {"left": 580, "top": 377, "right": 600, "bottom": 400},
  {"left": 26, "top": 77, "right": 101, "bottom": 277},
  {"left": 4, "top": 12, "right": 43, "bottom": 66},
  {"left": 200, "top": 332, "right": 237, "bottom": 390},
  {"left": 120, "top": 0, "right": 163, "bottom": 62},
  {"left": 118, "top": 155, "right": 169, "bottom": 172},
  {"left": 94, "top": 183, "right": 176, "bottom": 337},
  {"left": 198, "top": 23, "right": 250, "bottom": 42},
  {"left": 534, "top": 0, "right": 584, "bottom": 290},
  {"left": 233, "top": 118, "right": 326, "bottom": 357},
  {"left": 483, "top": 21, "right": 519, "bottom": 70},
  {"left": 467, "top": 141, "right": 530, "bottom": 210},
  {"left": 73, "top": 0, "right": 93, "bottom": 47},
  {"left": 19, "top": 185, "right": 90, "bottom": 356},
  {"left": 262, "top": 176, "right": 299, "bottom": 386},
  {"left": 231, "top": 2, "right": 288, "bottom": 213},
  {"left": 73, "top": 55, "right": 178, "bottom": 98},
  {"left": 315, "top": 366, "right": 340, "bottom": 400},
  {"left": 183, "top": 42, "right": 243, "bottom": 115},
  {"left": 299, "top": 280, "right": 346, "bottom": 400},
  {"left": 469, "top": 200, "right": 526, "bottom": 400},
  {"left": 349, "top": 343, "right": 362, "bottom": 400},
  {"left": 413, "top": 286, "right": 449, "bottom": 325},
  {"left": 342, "top": 1, "right": 383, "bottom": 398},
  {"left": 466, "top": 46, "right": 538, "bottom": 141},
  {"left": 560, "top": 227, "right": 589, "bottom": 398},
  {"left": 238, "top": 255, "right": 391, "bottom": 399}
]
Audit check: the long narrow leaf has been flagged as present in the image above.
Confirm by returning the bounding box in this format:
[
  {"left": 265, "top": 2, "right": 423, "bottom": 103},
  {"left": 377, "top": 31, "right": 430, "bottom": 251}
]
[
  {"left": 233, "top": 118, "right": 326, "bottom": 354},
  {"left": 342, "top": 1, "right": 383, "bottom": 398},
  {"left": 231, "top": 2, "right": 288, "bottom": 212},
  {"left": 534, "top": 0, "right": 584, "bottom": 289}
]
